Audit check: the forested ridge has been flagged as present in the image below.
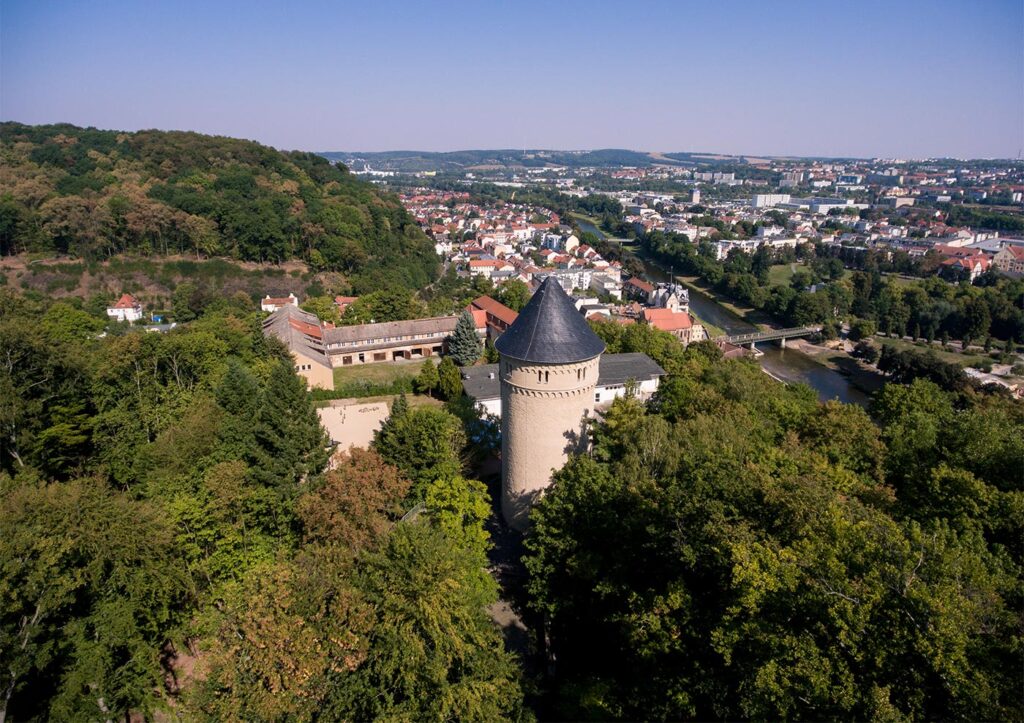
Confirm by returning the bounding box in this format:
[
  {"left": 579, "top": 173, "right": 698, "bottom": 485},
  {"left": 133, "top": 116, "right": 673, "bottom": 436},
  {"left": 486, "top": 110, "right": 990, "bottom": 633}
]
[{"left": 0, "top": 123, "right": 438, "bottom": 292}]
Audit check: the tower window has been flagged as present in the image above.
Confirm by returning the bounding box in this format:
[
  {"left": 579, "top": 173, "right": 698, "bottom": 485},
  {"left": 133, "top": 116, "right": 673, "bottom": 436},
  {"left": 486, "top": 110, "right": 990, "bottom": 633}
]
[
  {"left": 545, "top": 371, "right": 549, "bottom": 383},
  {"left": 537, "top": 370, "right": 542, "bottom": 383}
]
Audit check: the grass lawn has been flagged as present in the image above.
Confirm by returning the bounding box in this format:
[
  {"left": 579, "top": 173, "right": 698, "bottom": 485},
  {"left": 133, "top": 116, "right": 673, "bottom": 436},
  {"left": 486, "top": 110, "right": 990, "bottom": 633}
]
[
  {"left": 333, "top": 359, "right": 427, "bottom": 387},
  {"left": 767, "top": 263, "right": 797, "bottom": 287},
  {"left": 879, "top": 272, "right": 919, "bottom": 287},
  {"left": 877, "top": 337, "right": 989, "bottom": 367}
]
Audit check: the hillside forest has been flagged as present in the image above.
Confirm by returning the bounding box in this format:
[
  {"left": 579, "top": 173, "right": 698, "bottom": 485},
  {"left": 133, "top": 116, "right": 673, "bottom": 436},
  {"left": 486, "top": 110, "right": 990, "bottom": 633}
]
[{"left": 0, "top": 123, "right": 438, "bottom": 293}]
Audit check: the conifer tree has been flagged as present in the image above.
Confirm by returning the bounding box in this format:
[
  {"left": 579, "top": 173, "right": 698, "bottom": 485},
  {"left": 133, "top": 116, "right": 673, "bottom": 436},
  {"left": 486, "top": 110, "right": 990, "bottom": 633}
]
[
  {"left": 249, "top": 360, "right": 328, "bottom": 494},
  {"left": 438, "top": 357, "right": 463, "bottom": 401},
  {"left": 447, "top": 311, "right": 481, "bottom": 366},
  {"left": 414, "top": 359, "right": 439, "bottom": 397}
]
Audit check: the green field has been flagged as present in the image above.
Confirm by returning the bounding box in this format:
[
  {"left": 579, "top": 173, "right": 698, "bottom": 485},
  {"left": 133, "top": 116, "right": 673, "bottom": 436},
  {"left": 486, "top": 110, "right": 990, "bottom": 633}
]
[
  {"left": 767, "top": 263, "right": 797, "bottom": 287},
  {"left": 333, "top": 359, "right": 428, "bottom": 387}
]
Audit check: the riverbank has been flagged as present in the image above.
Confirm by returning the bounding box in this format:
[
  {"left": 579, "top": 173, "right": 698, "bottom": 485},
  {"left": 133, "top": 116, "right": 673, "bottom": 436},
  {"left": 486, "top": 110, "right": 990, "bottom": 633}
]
[
  {"left": 675, "top": 275, "right": 779, "bottom": 328},
  {"left": 786, "top": 338, "right": 887, "bottom": 397},
  {"left": 633, "top": 242, "right": 877, "bottom": 406}
]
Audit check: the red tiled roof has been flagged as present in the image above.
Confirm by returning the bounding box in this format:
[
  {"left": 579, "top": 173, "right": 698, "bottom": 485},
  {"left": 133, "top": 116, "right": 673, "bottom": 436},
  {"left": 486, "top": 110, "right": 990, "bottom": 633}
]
[
  {"left": 469, "top": 308, "right": 488, "bottom": 329},
  {"left": 643, "top": 307, "right": 693, "bottom": 331},
  {"left": 625, "top": 277, "right": 654, "bottom": 294},
  {"left": 469, "top": 295, "right": 519, "bottom": 326},
  {"left": 289, "top": 317, "right": 323, "bottom": 339},
  {"left": 112, "top": 293, "right": 139, "bottom": 309}
]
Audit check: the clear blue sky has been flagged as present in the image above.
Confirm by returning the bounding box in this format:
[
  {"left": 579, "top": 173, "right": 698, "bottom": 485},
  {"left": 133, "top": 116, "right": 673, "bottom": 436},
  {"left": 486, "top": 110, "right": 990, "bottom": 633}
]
[{"left": 2, "top": 0, "right": 1021, "bottom": 158}]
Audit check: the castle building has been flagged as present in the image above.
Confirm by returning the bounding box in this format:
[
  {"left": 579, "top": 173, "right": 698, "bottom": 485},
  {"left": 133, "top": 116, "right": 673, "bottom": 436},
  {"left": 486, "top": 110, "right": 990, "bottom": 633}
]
[{"left": 494, "top": 276, "right": 606, "bottom": 530}]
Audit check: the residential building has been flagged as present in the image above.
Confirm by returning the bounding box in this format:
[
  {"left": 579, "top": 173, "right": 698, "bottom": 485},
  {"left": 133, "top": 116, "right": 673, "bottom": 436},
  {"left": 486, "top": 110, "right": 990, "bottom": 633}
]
[
  {"left": 261, "top": 305, "right": 334, "bottom": 390},
  {"left": 106, "top": 293, "right": 143, "bottom": 323},
  {"left": 752, "top": 193, "right": 791, "bottom": 208},
  {"left": 468, "top": 295, "right": 519, "bottom": 339},
  {"left": 261, "top": 293, "right": 298, "bottom": 312},
  {"left": 322, "top": 315, "right": 484, "bottom": 366},
  {"left": 993, "top": 244, "right": 1024, "bottom": 276},
  {"left": 642, "top": 307, "right": 706, "bottom": 345}
]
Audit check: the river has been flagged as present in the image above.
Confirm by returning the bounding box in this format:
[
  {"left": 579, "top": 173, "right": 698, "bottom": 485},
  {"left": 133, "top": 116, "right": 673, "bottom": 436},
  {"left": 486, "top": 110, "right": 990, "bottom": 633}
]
[{"left": 574, "top": 216, "right": 869, "bottom": 405}]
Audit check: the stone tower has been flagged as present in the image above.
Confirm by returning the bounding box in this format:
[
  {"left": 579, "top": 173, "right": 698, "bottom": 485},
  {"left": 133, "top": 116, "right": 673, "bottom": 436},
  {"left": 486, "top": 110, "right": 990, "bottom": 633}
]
[{"left": 494, "top": 277, "right": 606, "bottom": 530}]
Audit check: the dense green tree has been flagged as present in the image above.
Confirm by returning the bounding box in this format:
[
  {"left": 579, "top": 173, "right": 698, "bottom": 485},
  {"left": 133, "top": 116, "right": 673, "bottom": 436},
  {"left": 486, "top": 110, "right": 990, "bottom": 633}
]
[
  {"left": 341, "top": 287, "right": 424, "bottom": 324},
  {"left": 414, "top": 359, "right": 440, "bottom": 396},
  {"left": 438, "top": 356, "right": 464, "bottom": 401},
  {"left": 297, "top": 448, "right": 411, "bottom": 552},
  {"left": 300, "top": 295, "right": 341, "bottom": 324},
  {"left": 190, "top": 546, "right": 372, "bottom": 722},
  {"left": 249, "top": 360, "right": 329, "bottom": 497},
  {"left": 425, "top": 474, "right": 492, "bottom": 557},
  {"left": 40, "top": 302, "right": 105, "bottom": 342},
  {"left": 448, "top": 310, "right": 482, "bottom": 366},
  {"left": 1, "top": 477, "right": 186, "bottom": 722},
  {"left": 0, "top": 122, "right": 439, "bottom": 290},
  {"left": 373, "top": 405, "right": 465, "bottom": 494},
  {"left": 848, "top": 317, "right": 877, "bottom": 341},
  {"left": 326, "top": 522, "right": 528, "bottom": 722},
  {"left": 496, "top": 279, "right": 531, "bottom": 311}
]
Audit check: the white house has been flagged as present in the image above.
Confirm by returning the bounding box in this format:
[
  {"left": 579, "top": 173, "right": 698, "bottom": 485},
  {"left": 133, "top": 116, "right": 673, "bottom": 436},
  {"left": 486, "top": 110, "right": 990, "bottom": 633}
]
[
  {"left": 106, "top": 293, "right": 143, "bottom": 322},
  {"left": 261, "top": 293, "right": 299, "bottom": 312}
]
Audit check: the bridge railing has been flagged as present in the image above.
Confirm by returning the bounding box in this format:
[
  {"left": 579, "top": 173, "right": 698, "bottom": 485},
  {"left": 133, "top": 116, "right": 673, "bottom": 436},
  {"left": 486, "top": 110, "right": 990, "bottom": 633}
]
[{"left": 721, "top": 326, "right": 822, "bottom": 344}]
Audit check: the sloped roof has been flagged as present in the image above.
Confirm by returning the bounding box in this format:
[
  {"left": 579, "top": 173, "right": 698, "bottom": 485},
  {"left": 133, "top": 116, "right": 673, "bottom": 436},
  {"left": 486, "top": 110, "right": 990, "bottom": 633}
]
[
  {"left": 322, "top": 315, "right": 460, "bottom": 344},
  {"left": 469, "top": 295, "right": 518, "bottom": 326},
  {"left": 111, "top": 293, "right": 140, "bottom": 309},
  {"left": 494, "top": 276, "right": 605, "bottom": 364},
  {"left": 262, "top": 306, "right": 331, "bottom": 368},
  {"left": 643, "top": 307, "right": 693, "bottom": 332}
]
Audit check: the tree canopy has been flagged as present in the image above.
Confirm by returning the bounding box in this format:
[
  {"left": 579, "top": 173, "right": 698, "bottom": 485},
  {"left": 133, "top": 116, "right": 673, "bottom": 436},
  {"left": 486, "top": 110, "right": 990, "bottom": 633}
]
[
  {"left": 0, "top": 122, "right": 439, "bottom": 293},
  {"left": 524, "top": 339, "right": 1023, "bottom": 720}
]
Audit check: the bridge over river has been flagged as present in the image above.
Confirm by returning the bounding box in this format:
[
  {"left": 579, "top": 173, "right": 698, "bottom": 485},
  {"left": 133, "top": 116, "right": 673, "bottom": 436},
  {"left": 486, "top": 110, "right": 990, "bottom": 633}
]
[{"left": 721, "top": 325, "right": 823, "bottom": 349}]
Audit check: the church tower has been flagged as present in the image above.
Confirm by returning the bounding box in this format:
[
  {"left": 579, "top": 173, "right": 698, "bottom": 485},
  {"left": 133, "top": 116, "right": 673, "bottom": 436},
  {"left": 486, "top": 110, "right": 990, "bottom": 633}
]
[{"left": 494, "top": 277, "right": 606, "bottom": 530}]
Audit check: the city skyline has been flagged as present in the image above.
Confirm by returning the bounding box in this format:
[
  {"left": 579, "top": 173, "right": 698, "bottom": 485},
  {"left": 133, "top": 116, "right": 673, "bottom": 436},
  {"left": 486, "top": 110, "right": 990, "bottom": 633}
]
[{"left": 2, "top": 0, "right": 1022, "bottom": 158}]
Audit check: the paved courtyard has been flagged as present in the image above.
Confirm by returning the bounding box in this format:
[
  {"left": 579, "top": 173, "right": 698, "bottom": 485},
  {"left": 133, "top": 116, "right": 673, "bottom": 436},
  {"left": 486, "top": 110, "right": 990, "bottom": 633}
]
[{"left": 318, "top": 400, "right": 390, "bottom": 450}]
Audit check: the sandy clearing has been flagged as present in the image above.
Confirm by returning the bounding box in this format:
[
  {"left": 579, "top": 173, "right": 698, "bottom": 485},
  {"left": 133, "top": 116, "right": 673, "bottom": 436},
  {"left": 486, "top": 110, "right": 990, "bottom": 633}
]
[{"left": 319, "top": 401, "right": 390, "bottom": 451}]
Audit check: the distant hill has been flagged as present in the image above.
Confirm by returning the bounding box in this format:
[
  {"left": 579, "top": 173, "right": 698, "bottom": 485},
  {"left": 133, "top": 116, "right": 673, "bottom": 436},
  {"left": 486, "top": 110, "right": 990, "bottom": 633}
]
[
  {"left": 320, "top": 148, "right": 872, "bottom": 173},
  {"left": 0, "top": 123, "right": 439, "bottom": 292},
  {"left": 320, "top": 148, "right": 692, "bottom": 172}
]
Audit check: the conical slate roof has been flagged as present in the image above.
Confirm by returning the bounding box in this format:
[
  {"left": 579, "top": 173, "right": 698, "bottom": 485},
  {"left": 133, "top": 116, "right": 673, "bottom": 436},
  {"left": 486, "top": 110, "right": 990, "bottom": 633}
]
[{"left": 494, "top": 276, "right": 606, "bottom": 363}]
